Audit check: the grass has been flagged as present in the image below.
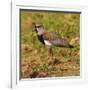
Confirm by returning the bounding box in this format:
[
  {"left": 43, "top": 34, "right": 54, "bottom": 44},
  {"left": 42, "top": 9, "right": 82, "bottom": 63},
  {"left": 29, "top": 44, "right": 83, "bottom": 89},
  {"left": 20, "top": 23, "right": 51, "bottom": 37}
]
[{"left": 20, "top": 10, "right": 80, "bottom": 78}]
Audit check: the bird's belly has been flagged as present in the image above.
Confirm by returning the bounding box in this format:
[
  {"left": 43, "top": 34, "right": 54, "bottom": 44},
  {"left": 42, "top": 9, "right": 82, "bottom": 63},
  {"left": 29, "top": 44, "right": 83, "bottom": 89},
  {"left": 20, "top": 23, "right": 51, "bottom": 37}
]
[{"left": 44, "top": 40, "right": 52, "bottom": 46}]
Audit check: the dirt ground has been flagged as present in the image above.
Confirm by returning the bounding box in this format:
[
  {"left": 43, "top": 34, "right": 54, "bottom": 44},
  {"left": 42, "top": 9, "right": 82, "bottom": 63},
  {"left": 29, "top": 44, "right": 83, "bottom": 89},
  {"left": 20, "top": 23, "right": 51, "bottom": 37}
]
[{"left": 21, "top": 58, "right": 80, "bottom": 79}]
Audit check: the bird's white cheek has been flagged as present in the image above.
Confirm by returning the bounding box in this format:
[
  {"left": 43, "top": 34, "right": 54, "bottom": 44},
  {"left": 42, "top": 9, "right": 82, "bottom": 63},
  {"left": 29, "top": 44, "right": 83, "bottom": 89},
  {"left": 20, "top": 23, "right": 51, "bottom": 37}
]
[{"left": 44, "top": 40, "right": 52, "bottom": 46}]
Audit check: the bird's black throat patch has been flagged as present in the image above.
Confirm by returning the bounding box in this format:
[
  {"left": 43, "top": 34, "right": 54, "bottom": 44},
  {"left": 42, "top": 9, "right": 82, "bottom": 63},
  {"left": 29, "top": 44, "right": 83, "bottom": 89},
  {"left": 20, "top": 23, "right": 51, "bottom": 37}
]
[{"left": 37, "top": 35, "right": 45, "bottom": 44}]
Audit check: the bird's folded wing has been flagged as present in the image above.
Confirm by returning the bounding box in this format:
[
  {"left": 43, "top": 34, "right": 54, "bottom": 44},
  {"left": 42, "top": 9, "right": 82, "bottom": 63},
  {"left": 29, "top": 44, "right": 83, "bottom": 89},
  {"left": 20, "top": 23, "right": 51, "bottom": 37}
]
[
  {"left": 50, "top": 38, "right": 69, "bottom": 47},
  {"left": 43, "top": 31, "right": 59, "bottom": 41},
  {"left": 43, "top": 31, "right": 69, "bottom": 47}
]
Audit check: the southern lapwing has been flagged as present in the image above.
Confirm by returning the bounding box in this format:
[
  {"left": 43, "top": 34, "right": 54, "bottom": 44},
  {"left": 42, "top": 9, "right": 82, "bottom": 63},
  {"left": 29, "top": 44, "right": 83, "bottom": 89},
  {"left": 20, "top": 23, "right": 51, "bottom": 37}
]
[{"left": 32, "top": 22, "right": 73, "bottom": 56}]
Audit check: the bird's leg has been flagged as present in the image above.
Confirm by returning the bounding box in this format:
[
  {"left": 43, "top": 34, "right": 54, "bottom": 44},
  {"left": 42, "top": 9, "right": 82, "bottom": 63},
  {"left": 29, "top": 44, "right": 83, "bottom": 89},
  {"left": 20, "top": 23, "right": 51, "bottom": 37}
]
[
  {"left": 47, "top": 47, "right": 53, "bottom": 64},
  {"left": 49, "top": 47, "right": 53, "bottom": 57}
]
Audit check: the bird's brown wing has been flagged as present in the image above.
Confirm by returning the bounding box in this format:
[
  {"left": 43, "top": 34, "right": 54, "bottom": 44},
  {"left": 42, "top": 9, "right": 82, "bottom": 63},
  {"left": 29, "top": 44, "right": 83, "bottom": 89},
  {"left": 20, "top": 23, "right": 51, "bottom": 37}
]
[
  {"left": 43, "top": 31, "right": 70, "bottom": 47},
  {"left": 43, "top": 31, "right": 59, "bottom": 41}
]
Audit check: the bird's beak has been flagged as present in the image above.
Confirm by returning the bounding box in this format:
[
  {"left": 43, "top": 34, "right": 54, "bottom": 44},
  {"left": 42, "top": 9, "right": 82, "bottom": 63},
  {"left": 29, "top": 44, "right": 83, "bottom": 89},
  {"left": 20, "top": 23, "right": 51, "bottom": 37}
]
[{"left": 32, "top": 29, "right": 36, "bottom": 32}]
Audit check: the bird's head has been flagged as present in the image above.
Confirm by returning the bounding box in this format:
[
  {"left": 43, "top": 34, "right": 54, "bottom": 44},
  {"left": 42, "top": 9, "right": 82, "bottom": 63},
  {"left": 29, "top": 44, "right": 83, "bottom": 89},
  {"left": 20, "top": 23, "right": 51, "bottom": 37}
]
[{"left": 32, "top": 21, "right": 45, "bottom": 35}]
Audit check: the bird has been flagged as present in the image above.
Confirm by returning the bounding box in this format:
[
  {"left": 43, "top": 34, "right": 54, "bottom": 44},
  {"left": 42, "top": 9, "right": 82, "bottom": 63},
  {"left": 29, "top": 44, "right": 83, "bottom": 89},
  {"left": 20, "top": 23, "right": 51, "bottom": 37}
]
[
  {"left": 32, "top": 22, "right": 74, "bottom": 48},
  {"left": 32, "top": 22, "right": 74, "bottom": 57}
]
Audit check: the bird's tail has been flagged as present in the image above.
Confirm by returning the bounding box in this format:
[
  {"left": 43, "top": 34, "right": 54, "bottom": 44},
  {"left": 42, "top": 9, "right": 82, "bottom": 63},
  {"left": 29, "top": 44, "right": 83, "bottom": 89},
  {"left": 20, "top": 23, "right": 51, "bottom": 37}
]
[{"left": 69, "top": 45, "right": 74, "bottom": 48}]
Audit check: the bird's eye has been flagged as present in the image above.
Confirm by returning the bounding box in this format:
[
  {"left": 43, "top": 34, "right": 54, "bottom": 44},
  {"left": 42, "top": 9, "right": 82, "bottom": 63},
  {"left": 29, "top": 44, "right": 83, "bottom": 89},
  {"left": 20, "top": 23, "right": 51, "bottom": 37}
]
[{"left": 35, "top": 26, "right": 41, "bottom": 28}]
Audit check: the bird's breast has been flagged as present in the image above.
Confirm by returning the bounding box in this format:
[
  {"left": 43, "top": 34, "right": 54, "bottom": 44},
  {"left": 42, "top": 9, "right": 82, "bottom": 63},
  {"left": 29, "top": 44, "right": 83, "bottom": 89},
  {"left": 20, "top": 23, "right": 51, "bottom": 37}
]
[
  {"left": 37, "top": 35, "right": 52, "bottom": 46},
  {"left": 37, "top": 35, "right": 45, "bottom": 44}
]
